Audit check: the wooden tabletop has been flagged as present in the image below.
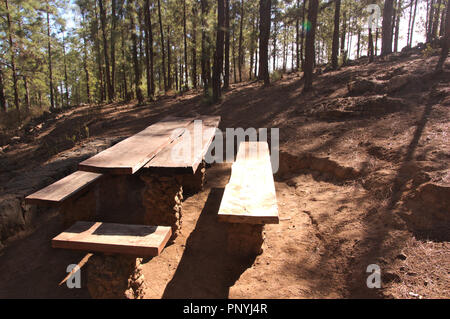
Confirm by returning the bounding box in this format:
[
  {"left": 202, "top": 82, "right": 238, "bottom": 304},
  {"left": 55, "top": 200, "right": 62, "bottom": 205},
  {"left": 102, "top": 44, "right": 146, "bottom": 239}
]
[
  {"left": 78, "top": 116, "right": 194, "bottom": 174},
  {"left": 145, "top": 115, "right": 221, "bottom": 173}
]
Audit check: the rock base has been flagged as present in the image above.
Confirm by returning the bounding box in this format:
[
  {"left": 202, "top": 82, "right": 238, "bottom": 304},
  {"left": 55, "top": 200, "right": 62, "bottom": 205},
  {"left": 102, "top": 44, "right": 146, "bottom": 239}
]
[
  {"left": 87, "top": 254, "right": 146, "bottom": 299},
  {"left": 140, "top": 172, "right": 183, "bottom": 239},
  {"left": 180, "top": 162, "right": 206, "bottom": 196},
  {"left": 60, "top": 188, "right": 97, "bottom": 227},
  {"left": 226, "top": 223, "right": 265, "bottom": 256}
]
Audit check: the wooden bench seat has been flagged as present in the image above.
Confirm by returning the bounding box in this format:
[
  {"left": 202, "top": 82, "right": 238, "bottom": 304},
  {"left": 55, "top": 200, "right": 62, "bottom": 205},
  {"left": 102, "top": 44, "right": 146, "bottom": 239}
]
[
  {"left": 25, "top": 171, "right": 102, "bottom": 206},
  {"left": 144, "top": 115, "right": 221, "bottom": 174},
  {"left": 52, "top": 221, "right": 172, "bottom": 257},
  {"left": 218, "top": 142, "right": 279, "bottom": 224},
  {"left": 78, "top": 116, "right": 194, "bottom": 175}
]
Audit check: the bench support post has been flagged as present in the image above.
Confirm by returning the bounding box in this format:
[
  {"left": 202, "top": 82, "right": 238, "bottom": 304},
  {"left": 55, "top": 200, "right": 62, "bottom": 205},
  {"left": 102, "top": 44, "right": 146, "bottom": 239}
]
[
  {"left": 87, "top": 254, "right": 146, "bottom": 299},
  {"left": 59, "top": 188, "right": 97, "bottom": 227},
  {"left": 140, "top": 172, "right": 183, "bottom": 239},
  {"left": 226, "top": 223, "right": 265, "bottom": 256}
]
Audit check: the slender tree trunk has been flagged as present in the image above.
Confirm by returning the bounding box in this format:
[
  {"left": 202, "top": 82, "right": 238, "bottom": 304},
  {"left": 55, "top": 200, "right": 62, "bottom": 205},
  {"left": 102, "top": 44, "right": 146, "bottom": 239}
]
[
  {"left": 410, "top": 0, "right": 418, "bottom": 46},
  {"left": 81, "top": 12, "right": 91, "bottom": 103},
  {"left": 272, "top": 19, "right": 277, "bottom": 71},
  {"left": 224, "top": 0, "right": 230, "bottom": 88},
  {"left": 129, "top": 3, "right": 143, "bottom": 104},
  {"left": 183, "top": 0, "right": 189, "bottom": 90},
  {"left": 436, "top": 0, "right": 450, "bottom": 70},
  {"left": 192, "top": 2, "right": 198, "bottom": 89},
  {"left": 331, "top": 0, "right": 341, "bottom": 69},
  {"left": 303, "top": 0, "right": 318, "bottom": 92},
  {"left": 258, "top": 0, "right": 271, "bottom": 85},
  {"left": 340, "top": 10, "right": 346, "bottom": 58},
  {"left": 440, "top": 0, "right": 447, "bottom": 37},
  {"left": 201, "top": 0, "right": 211, "bottom": 94},
  {"left": 157, "top": 0, "right": 167, "bottom": 91},
  {"left": 427, "top": 0, "right": 435, "bottom": 42},
  {"left": 394, "top": 0, "right": 402, "bottom": 52},
  {"left": 144, "top": 0, "right": 154, "bottom": 97},
  {"left": 300, "top": 0, "right": 306, "bottom": 70},
  {"left": 99, "top": 0, "right": 113, "bottom": 101},
  {"left": 382, "top": 0, "right": 395, "bottom": 55},
  {"left": 357, "top": 29, "right": 361, "bottom": 59},
  {"left": 212, "top": 0, "right": 225, "bottom": 102},
  {"left": 45, "top": 4, "right": 55, "bottom": 109},
  {"left": 62, "top": 32, "right": 69, "bottom": 106},
  {"left": 5, "top": 0, "right": 20, "bottom": 112},
  {"left": 407, "top": 0, "right": 413, "bottom": 46},
  {"left": 0, "top": 67, "right": 6, "bottom": 112},
  {"left": 23, "top": 76, "right": 30, "bottom": 110},
  {"left": 432, "top": 0, "right": 443, "bottom": 39},
  {"left": 111, "top": 0, "right": 117, "bottom": 99},
  {"left": 295, "top": 0, "right": 300, "bottom": 71},
  {"left": 238, "top": 0, "right": 244, "bottom": 82},
  {"left": 167, "top": 25, "right": 171, "bottom": 89},
  {"left": 232, "top": 25, "right": 237, "bottom": 83}
]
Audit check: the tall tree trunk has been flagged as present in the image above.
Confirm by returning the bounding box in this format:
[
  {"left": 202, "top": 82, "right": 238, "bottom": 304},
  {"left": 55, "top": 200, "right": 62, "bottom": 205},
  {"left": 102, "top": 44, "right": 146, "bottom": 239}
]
[
  {"left": 340, "top": 10, "right": 346, "bottom": 58},
  {"left": 300, "top": 0, "right": 306, "bottom": 70},
  {"left": 110, "top": 0, "right": 117, "bottom": 99},
  {"left": 407, "top": 0, "right": 413, "bottom": 46},
  {"left": 46, "top": 3, "right": 54, "bottom": 109},
  {"left": 183, "top": 0, "right": 189, "bottom": 90},
  {"left": 432, "top": 0, "right": 443, "bottom": 39},
  {"left": 382, "top": 0, "right": 394, "bottom": 55},
  {"left": 427, "top": 0, "right": 435, "bottom": 42},
  {"left": 238, "top": 0, "right": 244, "bottom": 82},
  {"left": 409, "top": 0, "right": 418, "bottom": 46},
  {"left": 192, "top": 2, "right": 198, "bottom": 89},
  {"left": 357, "top": 29, "right": 361, "bottom": 59},
  {"left": 129, "top": 3, "right": 143, "bottom": 104},
  {"left": 5, "top": 0, "right": 20, "bottom": 112},
  {"left": 167, "top": 25, "right": 171, "bottom": 89},
  {"left": 0, "top": 67, "right": 6, "bottom": 112},
  {"left": 440, "top": 0, "right": 447, "bottom": 37},
  {"left": 93, "top": 2, "right": 105, "bottom": 102},
  {"left": 99, "top": 0, "right": 113, "bottom": 101},
  {"left": 375, "top": 27, "right": 379, "bottom": 55},
  {"left": 258, "top": 0, "right": 271, "bottom": 85},
  {"left": 212, "top": 0, "right": 225, "bottom": 102},
  {"left": 272, "top": 19, "right": 277, "bottom": 71},
  {"left": 331, "top": 0, "right": 341, "bottom": 69},
  {"left": 23, "top": 76, "right": 30, "bottom": 110},
  {"left": 201, "top": 0, "right": 211, "bottom": 94},
  {"left": 394, "top": 0, "right": 402, "bottom": 52},
  {"left": 436, "top": 0, "right": 450, "bottom": 70},
  {"left": 81, "top": 12, "right": 91, "bottom": 103},
  {"left": 295, "top": 0, "right": 300, "bottom": 71},
  {"left": 62, "top": 32, "right": 69, "bottom": 106},
  {"left": 224, "top": 0, "right": 230, "bottom": 88},
  {"left": 157, "top": 0, "right": 167, "bottom": 91},
  {"left": 303, "top": 0, "right": 318, "bottom": 92},
  {"left": 144, "top": 0, "right": 154, "bottom": 97}
]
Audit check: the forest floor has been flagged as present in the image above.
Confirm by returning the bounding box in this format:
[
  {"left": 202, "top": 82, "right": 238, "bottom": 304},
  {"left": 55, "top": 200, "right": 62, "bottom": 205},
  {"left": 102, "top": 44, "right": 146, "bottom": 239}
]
[{"left": 0, "top": 50, "right": 449, "bottom": 298}]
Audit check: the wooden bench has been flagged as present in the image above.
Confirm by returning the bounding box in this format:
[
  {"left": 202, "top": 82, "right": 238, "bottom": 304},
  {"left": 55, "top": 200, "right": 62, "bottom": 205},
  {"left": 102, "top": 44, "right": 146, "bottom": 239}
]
[
  {"left": 25, "top": 171, "right": 102, "bottom": 206},
  {"left": 218, "top": 141, "right": 279, "bottom": 255},
  {"left": 52, "top": 221, "right": 171, "bottom": 257},
  {"left": 52, "top": 221, "right": 172, "bottom": 299}
]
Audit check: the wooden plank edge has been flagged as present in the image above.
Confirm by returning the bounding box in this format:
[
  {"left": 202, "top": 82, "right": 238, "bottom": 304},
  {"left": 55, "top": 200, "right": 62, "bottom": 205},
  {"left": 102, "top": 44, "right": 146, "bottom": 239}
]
[
  {"left": 217, "top": 214, "right": 280, "bottom": 225},
  {"left": 25, "top": 173, "right": 103, "bottom": 206}
]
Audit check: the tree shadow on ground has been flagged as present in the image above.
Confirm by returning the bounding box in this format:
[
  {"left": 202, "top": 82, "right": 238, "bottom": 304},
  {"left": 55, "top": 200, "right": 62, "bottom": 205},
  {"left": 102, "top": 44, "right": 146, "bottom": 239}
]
[{"left": 162, "top": 188, "right": 256, "bottom": 298}]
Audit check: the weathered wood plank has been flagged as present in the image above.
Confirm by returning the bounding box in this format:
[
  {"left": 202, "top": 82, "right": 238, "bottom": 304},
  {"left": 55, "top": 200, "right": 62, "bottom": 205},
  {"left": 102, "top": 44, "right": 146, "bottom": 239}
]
[
  {"left": 145, "top": 115, "right": 221, "bottom": 173},
  {"left": 25, "top": 171, "right": 102, "bottom": 206},
  {"left": 78, "top": 116, "right": 194, "bottom": 174},
  {"left": 52, "top": 221, "right": 172, "bottom": 257},
  {"left": 218, "top": 142, "right": 279, "bottom": 224}
]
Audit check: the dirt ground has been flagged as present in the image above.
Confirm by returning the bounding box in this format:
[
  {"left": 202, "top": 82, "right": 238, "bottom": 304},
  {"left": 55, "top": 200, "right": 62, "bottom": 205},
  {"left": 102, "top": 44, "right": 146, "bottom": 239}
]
[{"left": 0, "top": 50, "right": 449, "bottom": 298}]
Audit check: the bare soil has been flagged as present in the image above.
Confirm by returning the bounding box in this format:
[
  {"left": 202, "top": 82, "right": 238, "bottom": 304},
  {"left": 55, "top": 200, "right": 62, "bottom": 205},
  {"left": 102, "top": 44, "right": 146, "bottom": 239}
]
[{"left": 0, "top": 52, "right": 448, "bottom": 299}]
